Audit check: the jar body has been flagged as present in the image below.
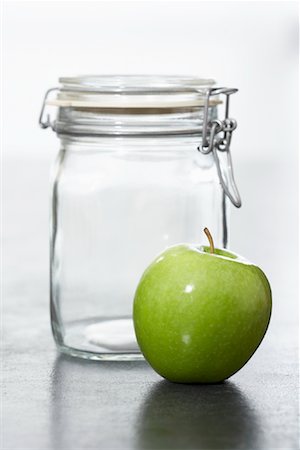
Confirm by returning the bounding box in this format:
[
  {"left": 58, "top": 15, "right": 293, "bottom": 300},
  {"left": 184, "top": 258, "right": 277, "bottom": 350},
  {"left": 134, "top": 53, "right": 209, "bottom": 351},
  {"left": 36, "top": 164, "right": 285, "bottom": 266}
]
[{"left": 50, "top": 135, "right": 228, "bottom": 360}]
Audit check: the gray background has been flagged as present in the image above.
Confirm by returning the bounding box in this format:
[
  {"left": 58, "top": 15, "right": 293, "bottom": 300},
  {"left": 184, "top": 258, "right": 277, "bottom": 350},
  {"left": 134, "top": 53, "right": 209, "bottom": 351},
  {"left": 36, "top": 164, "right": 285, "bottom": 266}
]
[{"left": 3, "top": 1, "right": 299, "bottom": 449}]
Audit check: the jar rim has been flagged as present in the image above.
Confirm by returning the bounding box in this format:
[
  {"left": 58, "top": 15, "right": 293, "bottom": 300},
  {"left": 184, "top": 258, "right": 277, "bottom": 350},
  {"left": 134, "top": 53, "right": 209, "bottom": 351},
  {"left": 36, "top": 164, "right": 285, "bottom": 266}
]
[
  {"left": 58, "top": 74, "right": 216, "bottom": 92},
  {"left": 48, "top": 75, "right": 219, "bottom": 109}
]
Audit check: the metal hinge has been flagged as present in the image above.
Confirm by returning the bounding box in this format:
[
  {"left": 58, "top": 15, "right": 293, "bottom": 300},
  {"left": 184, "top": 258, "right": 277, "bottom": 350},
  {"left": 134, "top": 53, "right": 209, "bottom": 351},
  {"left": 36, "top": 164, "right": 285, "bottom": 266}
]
[
  {"left": 198, "top": 87, "right": 242, "bottom": 208},
  {"left": 39, "top": 87, "right": 59, "bottom": 130}
]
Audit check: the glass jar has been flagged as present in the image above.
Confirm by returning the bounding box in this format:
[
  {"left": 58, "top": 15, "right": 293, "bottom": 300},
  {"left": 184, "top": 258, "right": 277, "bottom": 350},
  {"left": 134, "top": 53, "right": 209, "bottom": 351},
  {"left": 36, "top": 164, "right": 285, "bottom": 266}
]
[{"left": 39, "top": 75, "right": 241, "bottom": 360}]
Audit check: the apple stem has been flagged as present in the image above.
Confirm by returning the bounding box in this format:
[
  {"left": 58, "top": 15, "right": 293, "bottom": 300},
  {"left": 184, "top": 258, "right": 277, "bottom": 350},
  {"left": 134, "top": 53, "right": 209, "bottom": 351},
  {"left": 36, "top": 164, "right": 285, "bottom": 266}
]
[{"left": 204, "top": 227, "right": 215, "bottom": 254}]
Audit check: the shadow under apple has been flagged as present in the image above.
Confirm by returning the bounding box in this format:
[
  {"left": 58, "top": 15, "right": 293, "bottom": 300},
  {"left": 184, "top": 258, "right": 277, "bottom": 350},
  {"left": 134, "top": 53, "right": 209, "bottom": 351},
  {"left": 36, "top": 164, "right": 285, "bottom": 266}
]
[{"left": 135, "top": 379, "right": 261, "bottom": 450}]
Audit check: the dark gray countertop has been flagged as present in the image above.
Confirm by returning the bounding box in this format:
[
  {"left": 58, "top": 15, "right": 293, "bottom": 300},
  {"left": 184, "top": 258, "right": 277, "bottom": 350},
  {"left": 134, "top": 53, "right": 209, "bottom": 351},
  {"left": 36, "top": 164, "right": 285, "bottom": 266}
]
[{"left": 3, "top": 156, "right": 299, "bottom": 449}]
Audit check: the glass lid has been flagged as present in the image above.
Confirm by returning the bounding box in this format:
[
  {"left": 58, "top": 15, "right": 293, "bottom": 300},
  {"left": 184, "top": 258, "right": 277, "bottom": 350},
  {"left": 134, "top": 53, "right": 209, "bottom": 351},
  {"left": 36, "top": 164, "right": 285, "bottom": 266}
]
[{"left": 47, "top": 75, "right": 219, "bottom": 108}]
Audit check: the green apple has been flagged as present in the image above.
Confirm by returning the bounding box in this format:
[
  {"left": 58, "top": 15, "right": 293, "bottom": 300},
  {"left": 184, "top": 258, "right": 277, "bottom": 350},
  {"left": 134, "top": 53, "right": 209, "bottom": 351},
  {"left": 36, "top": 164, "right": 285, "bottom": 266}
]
[{"left": 133, "top": 229, "right": 272, "bottom": 383}]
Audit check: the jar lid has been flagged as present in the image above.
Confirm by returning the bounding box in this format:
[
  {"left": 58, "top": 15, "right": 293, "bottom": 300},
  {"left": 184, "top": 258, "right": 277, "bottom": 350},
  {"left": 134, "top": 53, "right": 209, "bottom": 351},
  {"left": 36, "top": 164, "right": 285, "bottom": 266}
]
[
  {"left": 46, "top": 75, "right": 220, "bottom": 109},
  {"left": 40, "top": 77, "right": 241, "bottom": 207}
]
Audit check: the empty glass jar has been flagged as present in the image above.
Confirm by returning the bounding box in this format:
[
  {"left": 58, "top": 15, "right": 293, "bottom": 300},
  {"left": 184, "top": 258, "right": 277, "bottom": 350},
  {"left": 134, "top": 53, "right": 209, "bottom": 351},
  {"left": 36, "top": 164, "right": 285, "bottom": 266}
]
[{"left": 39, "top": 75, "right": 241, "bottom": 360}]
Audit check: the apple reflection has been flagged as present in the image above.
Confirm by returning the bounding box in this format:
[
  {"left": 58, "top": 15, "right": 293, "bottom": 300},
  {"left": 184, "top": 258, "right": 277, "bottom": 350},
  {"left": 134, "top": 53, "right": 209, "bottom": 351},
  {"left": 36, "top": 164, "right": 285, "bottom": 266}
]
[{"left": 135, "top": 380, "right": 261, "bottom": 450}]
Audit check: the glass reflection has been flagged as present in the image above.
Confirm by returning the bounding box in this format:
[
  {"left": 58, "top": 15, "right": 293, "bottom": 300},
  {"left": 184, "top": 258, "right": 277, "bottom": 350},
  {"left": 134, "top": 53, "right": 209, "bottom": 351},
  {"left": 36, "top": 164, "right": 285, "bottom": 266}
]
[{"left": 50, "top": 355, "right": 262, "bottom": 450}]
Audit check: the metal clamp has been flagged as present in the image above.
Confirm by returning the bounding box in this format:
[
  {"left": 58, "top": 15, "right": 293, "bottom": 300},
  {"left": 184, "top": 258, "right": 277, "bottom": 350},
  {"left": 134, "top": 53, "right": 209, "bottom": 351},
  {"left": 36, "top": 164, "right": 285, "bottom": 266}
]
[
  {"left": 198, "top": 87, "right": 242, "bottom": 208},
  {"left": 39, "top": 87, "right": 59, "bottom": 130}
]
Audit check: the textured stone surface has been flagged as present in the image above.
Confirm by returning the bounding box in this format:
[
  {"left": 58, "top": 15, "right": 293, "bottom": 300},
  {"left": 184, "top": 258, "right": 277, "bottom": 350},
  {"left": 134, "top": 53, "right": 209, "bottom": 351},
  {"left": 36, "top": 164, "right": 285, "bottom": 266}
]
[{"left": 3, "top": 156, "right": 299, "bottom": 449}]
